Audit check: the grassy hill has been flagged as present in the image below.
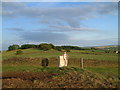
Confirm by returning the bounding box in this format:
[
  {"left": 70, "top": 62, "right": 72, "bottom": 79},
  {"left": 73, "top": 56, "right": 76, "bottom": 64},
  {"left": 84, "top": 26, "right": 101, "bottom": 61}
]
[
  {"left": 2, "top": 48, "right": 119, "bottom": 88},
  {"left": 2, "top": 48, "right": 118, "bottom": 61},
  {"left": 2, "top": 67, "right": 119, "bottom": 88},
  {"left": 94, "top": 45, "right": 119, "bottom": 50}
]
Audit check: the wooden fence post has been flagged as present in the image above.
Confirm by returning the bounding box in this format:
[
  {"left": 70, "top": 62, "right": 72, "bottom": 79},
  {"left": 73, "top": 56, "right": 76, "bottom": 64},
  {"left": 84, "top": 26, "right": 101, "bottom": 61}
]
[
  {"left": 74, "top": 59, "right": 75, "bottom": 66},
  {"left": 81, "top": 58, "right": 84, "bottom": 69}
]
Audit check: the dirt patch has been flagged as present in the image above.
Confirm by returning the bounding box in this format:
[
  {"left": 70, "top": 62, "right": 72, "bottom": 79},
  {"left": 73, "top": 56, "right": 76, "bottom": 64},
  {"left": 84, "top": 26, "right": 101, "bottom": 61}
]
[
  {"left": 2, "top": 70, "right": 119, "bottom": 88},
  {"left": 3, "top": 72, "right": 58, "bottom": 81},
  {"left": 3, "top": 78, "right": 32, "bottom": 88}
]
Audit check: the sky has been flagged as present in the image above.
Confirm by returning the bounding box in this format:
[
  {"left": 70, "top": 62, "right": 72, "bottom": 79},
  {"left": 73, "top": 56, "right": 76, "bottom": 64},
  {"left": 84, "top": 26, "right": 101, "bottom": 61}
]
[{"left": 1, "top": 2, "right": 118, "bottom": 50}]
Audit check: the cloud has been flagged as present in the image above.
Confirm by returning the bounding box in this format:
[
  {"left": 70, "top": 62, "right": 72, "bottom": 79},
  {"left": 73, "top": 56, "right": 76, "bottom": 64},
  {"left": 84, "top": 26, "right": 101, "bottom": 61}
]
[
  {"left": 2, "top": 2, "right": 117, "bottom": 28},
  {"left": 56, "top": 38, "right": 118, "bottom": 47},
  {"left": 5, "top": 28, "right": 24, "bottom": 31},
  {"left": 98, "top": 3, "right": 118, "bottom": 14},
  {"left": 20, "top": 31, "right": 69, "bottom": 43},
  {"left": 19, "top": 29, "right": 117, "bottom": 47},
  {"left": 2, "top": 2, "right": 25, "bottom": 10},
  {"left": 49, "top": 25, "right": 97, "bottom": 31},
  {"left": 2, "top": 0, "right": 119, "bottom": 2}
]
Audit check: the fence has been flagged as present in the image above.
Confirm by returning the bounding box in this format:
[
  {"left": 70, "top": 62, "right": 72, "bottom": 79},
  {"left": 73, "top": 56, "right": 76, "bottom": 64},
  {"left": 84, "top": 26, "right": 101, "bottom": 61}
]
[{"left": 48, "top": 57, "right": 117, "bottom": 68}]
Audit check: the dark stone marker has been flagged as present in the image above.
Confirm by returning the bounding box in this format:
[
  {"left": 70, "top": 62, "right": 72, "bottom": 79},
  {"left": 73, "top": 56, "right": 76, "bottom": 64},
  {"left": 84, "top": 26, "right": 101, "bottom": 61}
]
[{"left": 41, "top": 58, "right": 49, "bottom": 68}]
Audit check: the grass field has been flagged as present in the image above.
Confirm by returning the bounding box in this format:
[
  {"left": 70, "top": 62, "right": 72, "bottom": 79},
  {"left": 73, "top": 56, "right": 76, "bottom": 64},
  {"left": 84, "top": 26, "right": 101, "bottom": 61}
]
[
  {"left": 2, "top": 48, "right": 118, "bottom": 61},
  {"left": 2, "top": 48, "right": 119, "bottom": 88}
]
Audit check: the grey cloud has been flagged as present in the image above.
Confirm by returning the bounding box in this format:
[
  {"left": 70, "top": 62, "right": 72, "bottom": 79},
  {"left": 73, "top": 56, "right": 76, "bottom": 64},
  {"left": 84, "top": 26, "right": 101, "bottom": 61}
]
[
  {"left": 2, "top": 2, "right": 25, "bottom": 10},
  {"left": 98, "top": 3, "right": 118, "bottom": 14},
  {"left": 2, "top": 2, "right": 117, "bottom": 28},
  {"left": 20, "top": 31, "right": 69, "bottom": 43},
  {"left": 49, "top": 25, "right": 97, "bottom": 31},
  {"left": 6, "top": 28, "right": 24, "bottom": 31},
  {"left": 18, "top": 7, "right": 94, "bottom": 27},
  {"left": 60, "top": 17, "right": 81, "bottom": 27},
  {"left": 56, "top": 38, "right": 118, "bottom": 47}
]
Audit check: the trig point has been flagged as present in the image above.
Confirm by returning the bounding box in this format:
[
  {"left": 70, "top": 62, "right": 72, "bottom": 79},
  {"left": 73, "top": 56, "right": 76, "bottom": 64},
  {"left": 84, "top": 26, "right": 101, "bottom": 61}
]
[{"left": 58, "top": 52, "right": 68, "bottom": 67}]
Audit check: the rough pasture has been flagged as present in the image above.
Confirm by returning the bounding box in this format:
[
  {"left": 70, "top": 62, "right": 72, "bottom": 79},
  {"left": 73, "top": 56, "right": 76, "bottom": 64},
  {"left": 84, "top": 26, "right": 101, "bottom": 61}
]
[{"left": 2, "top": 49, "right": 119, "bottom": 88}]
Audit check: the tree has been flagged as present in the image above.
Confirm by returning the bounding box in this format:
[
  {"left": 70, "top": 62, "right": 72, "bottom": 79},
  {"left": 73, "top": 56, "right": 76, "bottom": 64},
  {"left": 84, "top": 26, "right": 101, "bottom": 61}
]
[
  {"left": 39, "top": 43, "right": 52, "bottom": 51},
  {"left": 8, "top": 44, "right": 19, "bottom": 51},
  {"left": 20, "top": 44, "right": 37, "bottom": 49},
  {"left": 65, "top": 49, "right": 70, "bottom": 52},
  {"left": 49, "top": 43, "right": 55, "bottom": 49},
  {"left": 61, "top": 46, "right": 82, "bottom": 50},
  {"left": 55, "top": 46, "right": 62, "bottom": 51},
  {"left": 91, "top": 47, "right": 96, "bottom": 50}
]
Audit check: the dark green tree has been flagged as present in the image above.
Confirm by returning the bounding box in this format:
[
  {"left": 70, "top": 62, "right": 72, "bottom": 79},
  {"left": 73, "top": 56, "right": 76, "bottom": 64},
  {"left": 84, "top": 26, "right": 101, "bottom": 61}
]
[
  {"left": 39, "top": 43, "right": 52, "bottom": 51},
  {"left": 65, "top": 49, "right": 70, "bottom": 52},
  {"left": 49, "top": 43, "right": 55, "bottom": 49},
  {"left": 20, "top": 44, "right": 37, "bottom": 49},
  {"left": 8, "top": 44, "right": 19, "bottom": 51},
  {"left": 55, "top": 46, "right": 62, "bottom": 51},
  {"left": 91, "top": 47, "right": 97, "bottom": 50}
]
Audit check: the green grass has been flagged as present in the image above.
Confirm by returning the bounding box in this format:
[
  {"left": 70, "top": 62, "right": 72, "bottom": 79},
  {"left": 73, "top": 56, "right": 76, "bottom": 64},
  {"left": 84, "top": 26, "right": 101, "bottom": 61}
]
[
  {"left": 2, "top": 48, "right": 118, "bottom": 61},
  {"left": 2, "top": 49, "right": 63, "bottom": 60},
  {"left": 34, "top": 66, "right": 84, "bottom": 74},
  {"left": 3, "top": 64, "right": 118, "bottom": 81},
  {"left": 3, "top": 65, "right": 84, "bottom": 74},
  {"left": 69, "top": 52, "right": 118, "bottom": 61},
  {"left": 85, "top": 67, "right": 119, "bottom": 78},
  {"left": 3, "top": 65, "right": 39, "bottom": 72},
  {"left": 2, "top": 48, "right": 119, "bottom": 80}
]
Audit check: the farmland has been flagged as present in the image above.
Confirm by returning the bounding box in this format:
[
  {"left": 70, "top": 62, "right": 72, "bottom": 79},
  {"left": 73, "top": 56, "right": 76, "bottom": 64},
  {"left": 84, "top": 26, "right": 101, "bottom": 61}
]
[{"left": 2, "top": 48, "right": 119, "bottom": 88}]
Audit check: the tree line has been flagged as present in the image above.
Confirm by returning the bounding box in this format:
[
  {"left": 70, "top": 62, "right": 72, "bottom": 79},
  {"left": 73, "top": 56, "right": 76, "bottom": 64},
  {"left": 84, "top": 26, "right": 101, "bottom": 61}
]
[{"left": 8, "top": 43, "right": 97, "bottom": 51}]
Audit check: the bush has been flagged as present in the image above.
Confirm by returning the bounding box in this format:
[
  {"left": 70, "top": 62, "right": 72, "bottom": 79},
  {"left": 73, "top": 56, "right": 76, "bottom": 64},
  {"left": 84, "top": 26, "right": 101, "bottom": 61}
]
[
  {"left": 65, "top": 49, "right": 70, "bottom": 52},
  {"left": 105, "top": 50, "right": 110, "bottom": 53},
  {"left": 16, "top": 50, "right": 23, "bottom": 55}
]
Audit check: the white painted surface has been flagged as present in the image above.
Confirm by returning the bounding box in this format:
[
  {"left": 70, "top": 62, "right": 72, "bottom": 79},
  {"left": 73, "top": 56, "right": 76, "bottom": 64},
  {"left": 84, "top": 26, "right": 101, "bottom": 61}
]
[
  {"left": 116, "top": 51, "right": 118, "bottom": 54},
  {"left": 63, "top": 53, "right": 68, "bottom": 66},
  {"left": 58, "top": 55, "right": 68, "bottom": 67},
  {"left": 58, "top": 56, "right": 65, "bottom": 67}
]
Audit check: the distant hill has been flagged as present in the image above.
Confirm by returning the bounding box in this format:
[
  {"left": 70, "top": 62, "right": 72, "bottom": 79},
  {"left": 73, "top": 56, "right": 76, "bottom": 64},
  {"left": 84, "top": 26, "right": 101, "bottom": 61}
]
[{"left": 94, "top": 45, "right": 119, "bottom": 50}]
